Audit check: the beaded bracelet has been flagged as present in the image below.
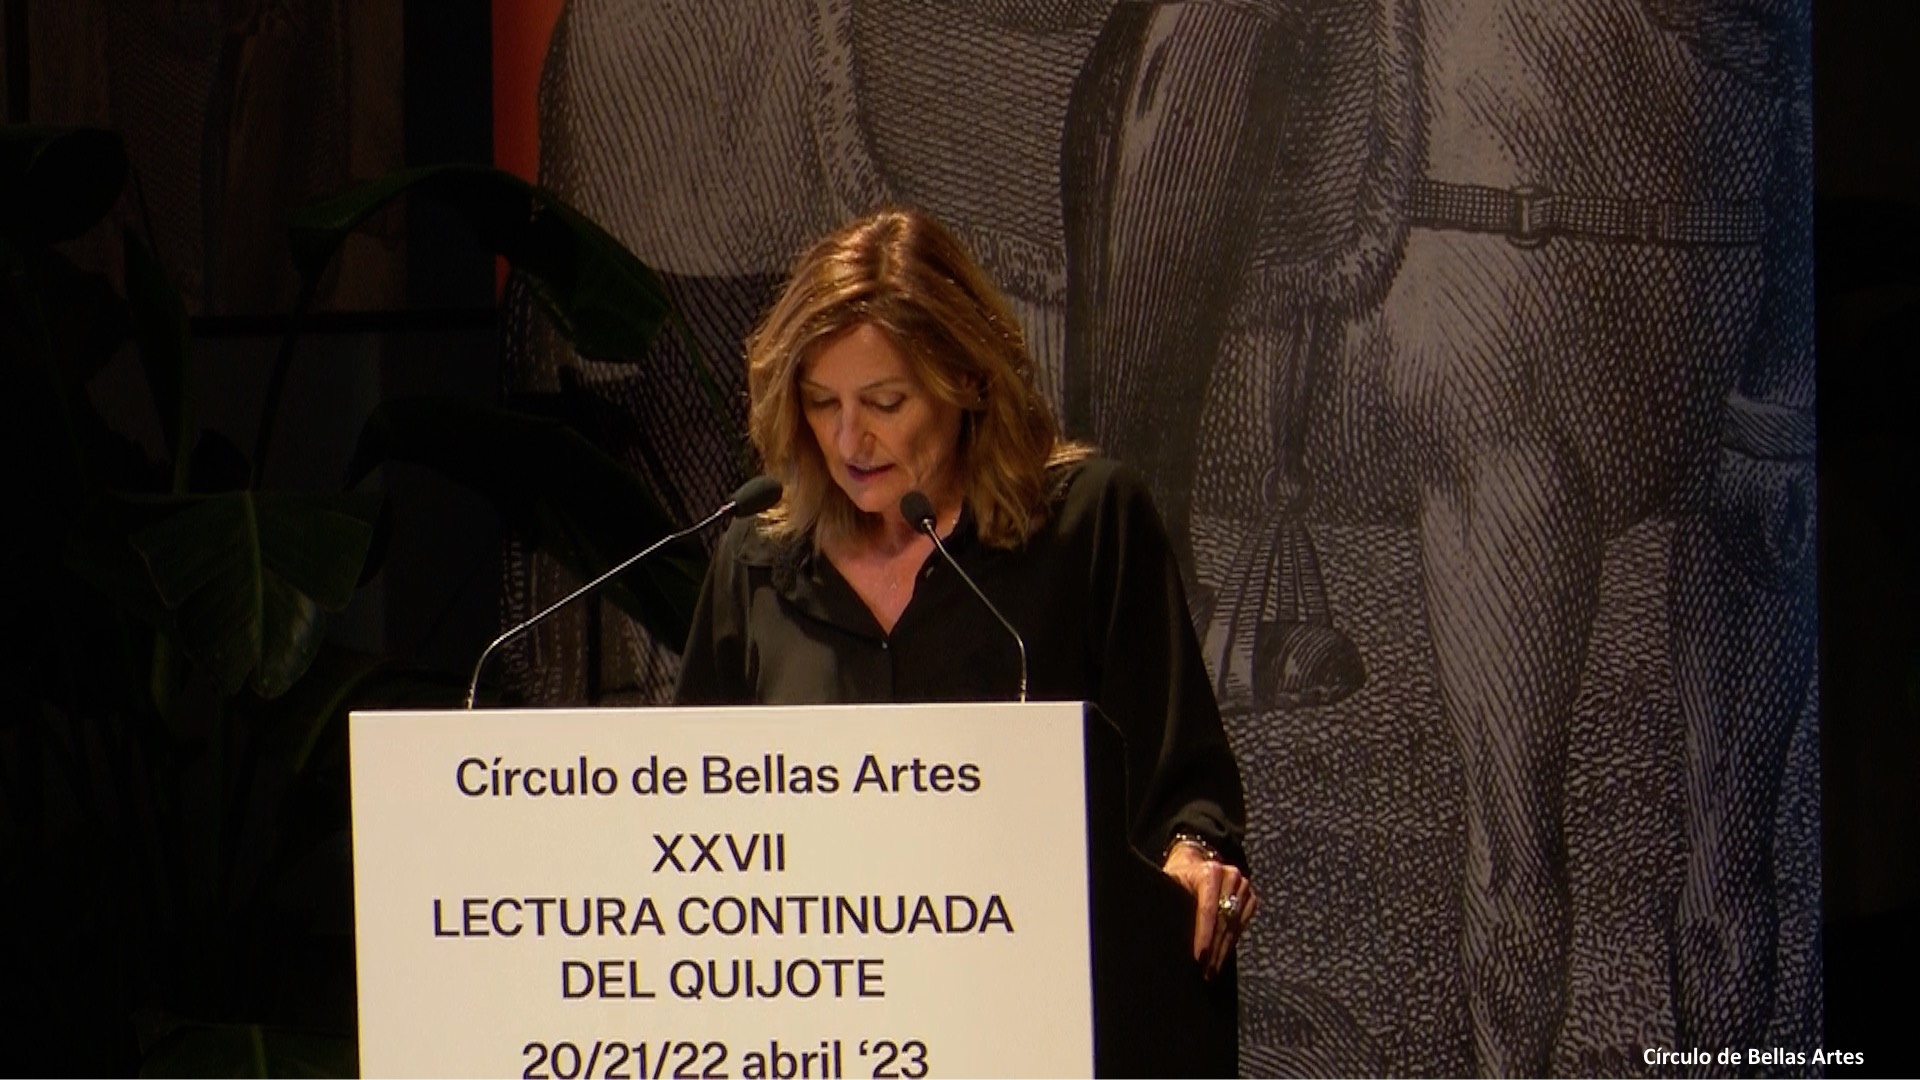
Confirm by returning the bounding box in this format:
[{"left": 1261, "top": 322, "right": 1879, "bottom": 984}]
[{"left": 1163, "top": 831, "right": 1221, "bottom": 864}]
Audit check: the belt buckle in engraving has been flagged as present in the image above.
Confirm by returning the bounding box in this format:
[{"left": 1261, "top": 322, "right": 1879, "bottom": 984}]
[{"left": 1508, "top": 184, "right": 1555, "bottom": 248}]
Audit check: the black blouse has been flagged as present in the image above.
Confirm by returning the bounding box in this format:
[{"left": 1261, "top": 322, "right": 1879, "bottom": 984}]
[{"left": 674, "top": 458, "right": 1248, "bottom": 868}]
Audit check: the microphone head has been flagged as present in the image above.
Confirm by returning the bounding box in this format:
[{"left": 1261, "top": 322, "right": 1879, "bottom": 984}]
[
  {"left": 899, "top": 490, "right": 936, "bottom": 531},
  {"left": 730, "top": 475, "right": 784, "bottom": 516}
]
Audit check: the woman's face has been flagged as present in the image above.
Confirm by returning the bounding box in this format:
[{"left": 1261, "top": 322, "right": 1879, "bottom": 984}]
[{"left": 799, "top": 323, "right": 965, "bottom": 527}]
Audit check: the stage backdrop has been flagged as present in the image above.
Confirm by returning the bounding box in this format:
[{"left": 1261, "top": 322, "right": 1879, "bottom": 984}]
[
  {"left": 18, "top": 0, "right": 405, "bottom": 315},
  {"left": 496, "top": 1, "right": 1819, "bottom": 1074}
]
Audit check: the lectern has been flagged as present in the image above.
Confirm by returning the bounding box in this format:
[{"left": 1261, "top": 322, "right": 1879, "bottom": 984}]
[{"left": 351, "top": 703, "right": 1235, "bottom": 1077}]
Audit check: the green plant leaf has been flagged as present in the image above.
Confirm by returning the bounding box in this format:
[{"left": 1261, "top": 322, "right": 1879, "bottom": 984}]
[
  {"left": 127, "top": 492, "right": 381, "bottom": 697},
  {"left": 510, "top": 192, "right": 675, "bottom": 362},
  {"left": 254, "top": 574, "right": 327, "bottom": 700},
  {"left": 64, "top": 494, "right": 193, "bottom": 633},
  {"left": 287, "top": 164, "right": 673, "bottom": 363},
  {"left": 347, "top": 396, "right": 706, "bottom": 649},
  {"left": 255, "top": 646, "right": 384, "bottom": 776}
]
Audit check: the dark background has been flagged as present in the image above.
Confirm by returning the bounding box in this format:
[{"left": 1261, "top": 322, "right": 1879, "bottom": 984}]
[
  {"left": 2, "top": 0, "right": 1914, "bottom": 1073},
  {"left": 1809, "top": 2, "right": 1920, "bottom": 1072}
]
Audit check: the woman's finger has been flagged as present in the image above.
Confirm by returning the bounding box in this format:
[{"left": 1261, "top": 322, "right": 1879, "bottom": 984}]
[
  {"left": 1208, "top": 886, "right": 1238, "bottom": 974},
  {"left": 1206, "top": 875, "right": 1256, "bottom": 977},
  {"left": 1191, "top": 869, "right": 1223, "bottom": 961},
  {"left": 1203, "top": 870, "right": 1237, "bottom": 976}
]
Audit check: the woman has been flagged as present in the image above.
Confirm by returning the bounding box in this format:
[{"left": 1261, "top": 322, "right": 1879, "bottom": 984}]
[{"left": 676, "top": 207, "right": 1256, "bottom": 976}]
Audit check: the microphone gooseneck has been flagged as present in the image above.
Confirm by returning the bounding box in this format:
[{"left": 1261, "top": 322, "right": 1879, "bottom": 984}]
[
  {"left": 465, "top": 475, "right": 783, "bottom": 708},
  {"left": 900, "top": 490, "right": 1028, "bottom": 703}
]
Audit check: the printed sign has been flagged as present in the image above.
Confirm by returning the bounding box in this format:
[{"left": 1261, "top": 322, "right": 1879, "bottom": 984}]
[{"left": 350, "top": 702, "right": 1094, "bottom": 1078}]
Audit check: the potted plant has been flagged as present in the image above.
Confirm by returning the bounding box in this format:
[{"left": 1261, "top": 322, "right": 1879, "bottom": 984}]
[{"left": 1, "top": 125, "right": 736, "bottom": 1076}]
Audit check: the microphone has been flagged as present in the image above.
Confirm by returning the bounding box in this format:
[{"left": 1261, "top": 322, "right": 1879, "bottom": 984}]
[
  {"left": 900, "top": 490, "right": 1028, "bottom": 703},
  {"left": 466, "top": 475, "right": 783, "bottom": 708}
]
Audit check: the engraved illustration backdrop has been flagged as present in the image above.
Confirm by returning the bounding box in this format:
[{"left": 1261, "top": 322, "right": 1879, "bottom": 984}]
[{"left": 501, "top": 1, "right": 1819, "bottom": 1074}]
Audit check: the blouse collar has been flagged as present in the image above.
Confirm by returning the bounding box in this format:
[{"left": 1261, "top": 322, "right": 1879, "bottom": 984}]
[{"left": 738, "top": 506, "right": 984, "bottom": 637}]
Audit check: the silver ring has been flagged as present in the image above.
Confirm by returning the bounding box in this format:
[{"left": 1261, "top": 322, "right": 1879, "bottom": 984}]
[{"left": 1218, "top": 893, "right": 1241, "bottom": 921}]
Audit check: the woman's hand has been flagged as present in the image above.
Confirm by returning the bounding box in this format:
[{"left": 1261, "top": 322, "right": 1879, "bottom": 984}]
[{"left": 1161, "top": 838, "right": 1257, "bottom": 979}]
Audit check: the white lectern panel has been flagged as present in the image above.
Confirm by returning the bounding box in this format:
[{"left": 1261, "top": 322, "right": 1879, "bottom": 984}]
[{"left": 350, "top": 702, "right": 1093, "bottom": 1079}]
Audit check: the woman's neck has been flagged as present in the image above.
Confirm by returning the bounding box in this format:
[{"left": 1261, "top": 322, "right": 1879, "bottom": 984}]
[
  {"left": 834, "top": 491, "right": 963, "bottom": 560},
  {"left": 875, "top": 501, "right": 955, "bottom": 550}
]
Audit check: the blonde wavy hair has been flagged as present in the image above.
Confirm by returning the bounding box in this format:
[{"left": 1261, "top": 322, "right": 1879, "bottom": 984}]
[{"left": 746, "top": 208, "right": 1089, "bottom": 550}]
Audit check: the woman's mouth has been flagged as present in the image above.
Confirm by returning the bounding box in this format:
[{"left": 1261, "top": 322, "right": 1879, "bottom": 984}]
[{"left": 845, "top": 462, "right": 893, "bottom": 483}]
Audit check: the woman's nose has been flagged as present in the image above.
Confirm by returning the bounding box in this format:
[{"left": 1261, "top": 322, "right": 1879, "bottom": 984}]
[{"left": 836, "top": 411, "right": 869, "bottom": 456}]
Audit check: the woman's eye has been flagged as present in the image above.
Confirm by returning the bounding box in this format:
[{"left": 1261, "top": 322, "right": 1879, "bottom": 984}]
[
  {"left": 869, "top": 396, "right": 906, "bottom": 413},
  {"left": 803, "top": 396, "right": 836, "bottom": 412}
]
